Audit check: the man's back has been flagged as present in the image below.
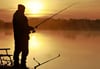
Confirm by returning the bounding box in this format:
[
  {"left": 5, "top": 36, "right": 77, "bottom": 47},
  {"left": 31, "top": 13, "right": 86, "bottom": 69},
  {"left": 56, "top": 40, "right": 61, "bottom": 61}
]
[{"left": 13, "top": 10, "right": 29, "bottom": 40}]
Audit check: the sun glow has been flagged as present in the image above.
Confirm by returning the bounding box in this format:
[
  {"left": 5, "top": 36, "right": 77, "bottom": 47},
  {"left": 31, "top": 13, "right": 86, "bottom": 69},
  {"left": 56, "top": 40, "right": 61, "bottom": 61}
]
[{"left": 26, "top": 1, "right": 44, "bottom": 15}]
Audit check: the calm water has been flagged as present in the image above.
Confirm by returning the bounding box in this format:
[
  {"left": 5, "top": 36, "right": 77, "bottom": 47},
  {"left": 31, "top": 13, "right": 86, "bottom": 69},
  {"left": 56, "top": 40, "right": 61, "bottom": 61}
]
[{"left": 0, "top": 30, "right": 100, "bottom": 69}]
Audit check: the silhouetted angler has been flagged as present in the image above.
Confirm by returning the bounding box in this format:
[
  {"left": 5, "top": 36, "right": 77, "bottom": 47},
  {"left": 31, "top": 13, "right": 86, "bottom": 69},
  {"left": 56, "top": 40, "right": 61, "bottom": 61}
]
[{"left": 13, "top": 4, "right": 35, "bottom": 69}]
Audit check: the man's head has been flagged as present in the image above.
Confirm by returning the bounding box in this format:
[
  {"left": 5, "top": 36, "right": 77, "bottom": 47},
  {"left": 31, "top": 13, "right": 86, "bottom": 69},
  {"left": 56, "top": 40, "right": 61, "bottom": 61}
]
[{"left": 18, "top": 4, "right": 25, "bottom": 13}]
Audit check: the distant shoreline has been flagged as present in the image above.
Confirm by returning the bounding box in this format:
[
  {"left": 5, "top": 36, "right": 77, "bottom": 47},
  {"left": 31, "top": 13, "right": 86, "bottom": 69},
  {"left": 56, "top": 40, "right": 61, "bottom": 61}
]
[{"left": 0, "top": 18, "right": 100, "bottom": 31}]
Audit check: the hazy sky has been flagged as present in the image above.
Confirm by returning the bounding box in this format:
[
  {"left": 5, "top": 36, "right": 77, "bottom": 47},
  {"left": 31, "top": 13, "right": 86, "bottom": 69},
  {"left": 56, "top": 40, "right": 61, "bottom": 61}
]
[{"left": 0, "top": 0, "right": 100, "bottom": 22}]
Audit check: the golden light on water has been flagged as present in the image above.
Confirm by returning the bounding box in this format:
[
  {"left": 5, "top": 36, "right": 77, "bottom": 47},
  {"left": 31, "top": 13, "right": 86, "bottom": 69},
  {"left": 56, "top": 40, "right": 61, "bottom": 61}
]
[
  {"left": 29, "top": 35, "right": 39, "bottom": 48},
  {"left": 29, "top": 33, "right": 43, "bottom": 48}
]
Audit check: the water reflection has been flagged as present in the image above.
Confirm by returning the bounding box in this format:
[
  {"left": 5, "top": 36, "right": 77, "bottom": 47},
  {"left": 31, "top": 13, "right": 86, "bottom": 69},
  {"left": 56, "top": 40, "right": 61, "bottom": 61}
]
[{"left": 0, "top": 30, "right": 100, "bottom": 69}]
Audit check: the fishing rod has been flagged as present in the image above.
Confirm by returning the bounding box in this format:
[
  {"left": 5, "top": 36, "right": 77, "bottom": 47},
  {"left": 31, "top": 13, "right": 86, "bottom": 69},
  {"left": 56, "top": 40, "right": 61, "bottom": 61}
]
[
  {"left": 33, "top": 54, "right": 60, "bottom": 69},
  {"left": 34, "top": 2, "right": 77, "bottom": 28}
]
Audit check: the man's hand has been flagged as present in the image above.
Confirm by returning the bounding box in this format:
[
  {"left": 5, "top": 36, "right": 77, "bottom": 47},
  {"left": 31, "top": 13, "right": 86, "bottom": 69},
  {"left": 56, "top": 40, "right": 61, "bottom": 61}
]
[
  {"left": 32, "top": 28, "right": 36, "bottom": 33},
  {"left": 29, "top": 26, "right": 36, "bottom": 33}
]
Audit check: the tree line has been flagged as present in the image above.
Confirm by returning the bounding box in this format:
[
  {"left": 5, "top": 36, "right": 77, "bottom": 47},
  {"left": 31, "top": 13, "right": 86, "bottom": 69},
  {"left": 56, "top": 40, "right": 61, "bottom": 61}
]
[{"left": 0, "top": 18, "right": 100, "bottom": 31}]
